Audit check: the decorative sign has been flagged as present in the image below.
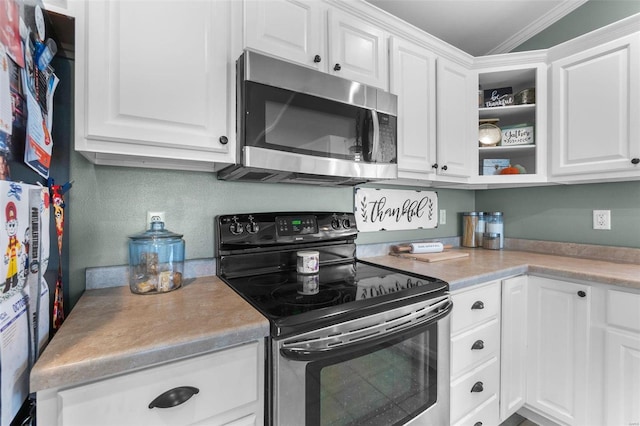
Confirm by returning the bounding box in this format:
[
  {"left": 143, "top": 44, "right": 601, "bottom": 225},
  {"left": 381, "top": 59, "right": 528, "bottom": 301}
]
[{"left": 354, "top": 188, "right": 438, "bottom": 232}]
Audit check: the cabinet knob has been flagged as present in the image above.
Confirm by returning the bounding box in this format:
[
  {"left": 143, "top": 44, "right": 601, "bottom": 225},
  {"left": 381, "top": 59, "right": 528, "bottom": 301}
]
[
  {"left": 431, "top": 163, "right": 438, "bottom": 169},
  {"left": 471, "top": 381, "right": 484, "bottom": 393},
  {"left": 471, "top": 340, "right": 485, "bottom": 350},
  {"left": 334, "top": 63, "right": 341, "bottom": 71},
  {"left": 577, "top": 290, "right": 586, "bottom": 298},
  {"left": 441, "top": 165, "right": 448, "bottom": 171},
  {"left": 313, "top": 55, "right": 322, "bottom": 63},
  {"left": 219, "top": 136, "right": 228, "bottom": 145},
  {"left": 474, "top": 423, "right": 483, "bottom": 426},
  {"left": 149, "top": 386, "right": 200, "bottom": 409},
  {"left": 632, "top": 158, "right": 640, "bottom": 165},
  {"left": 471, "top": 301, "right": 484, "bottom": 310}
]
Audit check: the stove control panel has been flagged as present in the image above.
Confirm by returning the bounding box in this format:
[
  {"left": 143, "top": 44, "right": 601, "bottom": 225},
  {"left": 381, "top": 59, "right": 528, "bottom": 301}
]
[{"left": 217, "top": 212, "right": 357, "bottom": 247}]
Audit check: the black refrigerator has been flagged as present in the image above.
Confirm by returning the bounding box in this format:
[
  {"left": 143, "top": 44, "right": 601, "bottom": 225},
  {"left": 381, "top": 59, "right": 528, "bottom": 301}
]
[{"left": 0, "top": 0, "right": 72, "bottom": 424}]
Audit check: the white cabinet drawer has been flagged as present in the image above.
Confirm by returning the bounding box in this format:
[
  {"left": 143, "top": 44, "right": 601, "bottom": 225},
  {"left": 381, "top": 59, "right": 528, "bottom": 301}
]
[
  {"left": 452, "top": 393, "right": 499, "bottom": 426},
  {"left": 452, "top": 281, "right": 500, "bottom": 333},
  {"left": 58, "top": 343, "right": 260, "bottom": 426},
  {"left": 607, "top": 289, "right": 640, "bottom": 332},
  {"left": 451, "top": 317, "right": 500, "bottom": 377},
  {"left": 451, "top": 357, "right": 499, "bottom": 424}
]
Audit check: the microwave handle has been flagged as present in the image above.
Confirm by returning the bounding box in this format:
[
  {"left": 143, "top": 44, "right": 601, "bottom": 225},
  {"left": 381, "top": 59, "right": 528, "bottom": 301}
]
[{"left": 370, "top": 109, "right": 380, "bottom": 162}]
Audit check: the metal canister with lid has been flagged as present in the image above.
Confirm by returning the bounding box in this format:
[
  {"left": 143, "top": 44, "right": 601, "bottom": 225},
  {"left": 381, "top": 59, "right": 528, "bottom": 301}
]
[{"left": 462, "top": 212, "right": 480, "bottom": 247}]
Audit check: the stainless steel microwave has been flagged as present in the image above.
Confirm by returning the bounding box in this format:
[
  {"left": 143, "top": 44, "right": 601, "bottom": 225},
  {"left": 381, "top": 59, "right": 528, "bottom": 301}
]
[{"left": 217, "top": 51, "right": 398, "bottom": 186}]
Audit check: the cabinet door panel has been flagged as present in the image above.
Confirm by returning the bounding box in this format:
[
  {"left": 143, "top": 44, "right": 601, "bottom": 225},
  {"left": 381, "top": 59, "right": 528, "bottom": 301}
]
[
  {"left": 244, "top": 0, "right": 324, "bottom": 69},
  {"left": 604, "top": 329, "right": 640, "bottom": 426},
  {"left": 390, "top": 38, "right": 436, "bottom": 177},
  {"left": 328, "top": 10, "right": 388, "bottom": 89},
  {"left": 527, "top": 276, "right": 590, "bottom": 426},
  {"left": 551, "top": 33, "right": 640, "bottom": 176},
  {"left": 500, "top": 276, "right": 528, "bottom": 421},
  {"left": 85, "top": 1, "right": 231, "bottom": 158},
  {"left": 436, "top": 58, "right": 475, "bottom": 178}
]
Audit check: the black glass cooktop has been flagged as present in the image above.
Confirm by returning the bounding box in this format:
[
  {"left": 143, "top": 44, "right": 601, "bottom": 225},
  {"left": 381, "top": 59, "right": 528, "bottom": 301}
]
[{"left": 220, "top": 260, "right": 448, "bottom": 337}]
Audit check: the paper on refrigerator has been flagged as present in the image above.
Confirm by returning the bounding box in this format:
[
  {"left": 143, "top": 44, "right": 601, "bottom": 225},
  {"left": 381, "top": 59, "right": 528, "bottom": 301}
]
[{"left": 0, "top": 181, "right": 31, "bottom": 426}]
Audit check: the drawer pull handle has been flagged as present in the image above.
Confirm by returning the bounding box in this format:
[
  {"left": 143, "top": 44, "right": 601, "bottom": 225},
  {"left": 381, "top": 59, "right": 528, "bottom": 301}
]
[
  {"left": 471, "top": 301, "right": 484, "bottom": 310},
  {"left": 149, "top": 386, "right": 200, "bottom": 409},
  {"left": 471, "top": 340, "right": 485, "bottom": 350},
  {"left": 474, "top": 423, "right": 483, "bottom": 426},
  {"left": 471, "top": 381, "right": 484, "bottom": 393}
]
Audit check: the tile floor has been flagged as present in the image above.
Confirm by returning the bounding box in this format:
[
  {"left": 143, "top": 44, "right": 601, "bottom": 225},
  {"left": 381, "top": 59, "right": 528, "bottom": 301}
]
[{"left": 500, "top": 413, "right": 539, "bottom": 426}]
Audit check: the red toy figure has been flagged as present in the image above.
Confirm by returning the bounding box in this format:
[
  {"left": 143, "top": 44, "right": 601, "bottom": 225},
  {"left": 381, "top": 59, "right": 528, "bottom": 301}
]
[
  {"left": 3, "top": 201, "right": 21, "bottom": 293},
  {"left": 49, "top": 179, "right": 72, "bottom": 330}
]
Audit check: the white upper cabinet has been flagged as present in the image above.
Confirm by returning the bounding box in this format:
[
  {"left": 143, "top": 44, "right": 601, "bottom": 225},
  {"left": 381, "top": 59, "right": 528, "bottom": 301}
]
[
  {"left": 550, "top": 33, "right": 640, "bottom": 178},
  {"left": 244, "top": 0, "right": 389, "bottom": 89},
  {"left": 390, "top": 37, "right": 437, "bottom": 179},
  {"left": 327, "top": 9, "right": 388, "bottom": 89},
  {"left": 472, "top": 55, "right": 548, "bottom": 186},
  {"left": 244, "top": 0, "right": 325, "bottom": 70},
  {"left": 435, "top": 57, "right": 476, "bottom": 179},
  {"left": 76, "top": 0, "right": 236, "bottom": 171}
]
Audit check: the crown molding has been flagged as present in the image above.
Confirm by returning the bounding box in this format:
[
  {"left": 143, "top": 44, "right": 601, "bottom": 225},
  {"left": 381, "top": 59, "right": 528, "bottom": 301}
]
[{"left": 488, "top": 0, "right": 588, "bottom": 55}]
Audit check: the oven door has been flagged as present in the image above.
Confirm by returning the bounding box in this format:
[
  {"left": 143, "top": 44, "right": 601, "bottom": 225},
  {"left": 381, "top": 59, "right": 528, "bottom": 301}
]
[{"left": 271, "top": 296, "right": 451, "bottom": 426}]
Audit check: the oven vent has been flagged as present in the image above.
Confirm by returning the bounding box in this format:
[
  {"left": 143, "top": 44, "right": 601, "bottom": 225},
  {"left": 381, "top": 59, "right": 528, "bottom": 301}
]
[{"left": 281, "top": 295, "right": 451, "bottom": 355}]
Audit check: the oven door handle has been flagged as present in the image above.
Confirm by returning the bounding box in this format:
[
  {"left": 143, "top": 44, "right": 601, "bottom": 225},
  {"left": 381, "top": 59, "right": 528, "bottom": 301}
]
[{"left": 280, "top": 299, "right": 452, "bottom": 362}]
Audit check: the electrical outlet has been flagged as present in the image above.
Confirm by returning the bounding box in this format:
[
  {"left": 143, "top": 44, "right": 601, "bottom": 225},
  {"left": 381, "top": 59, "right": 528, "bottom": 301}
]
[
  {"left": 439, "top": 209, "right": 446, "bottom": 225},
  {"left": 593, "top": 210, "right": 611, "bottom": 230},
  {"left": 147, "top": 211, "right": 166, "bottom": 226}
]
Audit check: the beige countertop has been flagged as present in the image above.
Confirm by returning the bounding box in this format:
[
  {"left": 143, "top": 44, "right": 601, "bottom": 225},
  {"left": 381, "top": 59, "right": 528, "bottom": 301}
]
[
  {"left": 30, "top": 275, "right": 269, "bottom": 393},
  {"left": 363, "top": 248, "right": 640, "bottom": 292},
  {"left": 31, "top": 247, "right": 639, "bottom": 394}
]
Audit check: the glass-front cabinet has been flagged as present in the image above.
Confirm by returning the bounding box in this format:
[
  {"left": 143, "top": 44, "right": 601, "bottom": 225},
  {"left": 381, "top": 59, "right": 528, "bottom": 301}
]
[{"left": 472, "top": 57, "right": 548, "bottom": 186}]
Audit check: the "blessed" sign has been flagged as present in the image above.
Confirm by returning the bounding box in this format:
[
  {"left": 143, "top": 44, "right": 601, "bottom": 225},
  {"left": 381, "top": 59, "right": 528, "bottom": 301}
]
[{"left": 354, "top": 188, "right": 438, "bottom": 232}]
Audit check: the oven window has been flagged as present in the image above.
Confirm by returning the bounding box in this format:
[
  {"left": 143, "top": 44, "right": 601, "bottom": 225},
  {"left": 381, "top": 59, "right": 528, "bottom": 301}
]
[
  {"left": 245, "top": 81, "right": 372, "bottom": 161},
  {"left": 305, "top": 323, "right": 437, "bottom": 426}
]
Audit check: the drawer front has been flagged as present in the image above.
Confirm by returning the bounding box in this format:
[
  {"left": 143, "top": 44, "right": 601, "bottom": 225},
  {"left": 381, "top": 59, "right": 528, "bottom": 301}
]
[
  {"left": 607, "top": 289, "right": 640, "bottom": 332},
  {"left": 451, "top": 317, "right": 500, "bottom": 377},
  {"left": 58, "top": 342, "right": 260, "bottom": 426},
  {"left": 451, "top": 357, "right": 499, "bottom": 424},
  {"left": 452, "top": 281, "right": 500, "bottom": 334},
  {"left": 452, "top": 394, "right": 499, "bottom": 426}
]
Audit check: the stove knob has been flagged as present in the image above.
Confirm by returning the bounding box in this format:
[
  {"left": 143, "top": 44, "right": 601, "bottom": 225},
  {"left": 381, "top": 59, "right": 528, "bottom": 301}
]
[
  {"left": 246, "top": 221, "right": 260, "bottom": 234},
  {"left": 342, "top": 218, "right": 351, "bottom": 229},
  {"left": 331, "top": 219, "right": 341, "bottom": 229},
  {"left": 230, "top": 222, "right": 243, "bottom": 235}
]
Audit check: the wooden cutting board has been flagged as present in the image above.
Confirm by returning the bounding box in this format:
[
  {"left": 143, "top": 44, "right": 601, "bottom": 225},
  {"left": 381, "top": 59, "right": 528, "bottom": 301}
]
[{"left": 390, "top": 250, "right": 470, "bottom": 263}]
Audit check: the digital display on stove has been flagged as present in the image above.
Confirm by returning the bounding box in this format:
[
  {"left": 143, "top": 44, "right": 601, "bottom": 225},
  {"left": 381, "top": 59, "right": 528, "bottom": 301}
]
[{"left": 276, "top": 216, "right": 318, "bottom": 236}]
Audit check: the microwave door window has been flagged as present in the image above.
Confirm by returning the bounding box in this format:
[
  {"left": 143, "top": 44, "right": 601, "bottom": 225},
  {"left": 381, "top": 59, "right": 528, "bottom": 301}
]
[{"left": 245, "top": 82, "right": 366, "bottom": 161}]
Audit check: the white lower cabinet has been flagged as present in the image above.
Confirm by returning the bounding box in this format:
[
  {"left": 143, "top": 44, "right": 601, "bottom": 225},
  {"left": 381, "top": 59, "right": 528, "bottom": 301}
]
[
  {"left": 450, "top": 280, "right": 501, "bottom": 425},
  {"left": 36, "top": 341, "right": 264, "bottom": 426},
  {"left": 453, "top": 275, "right": 639, "bottom": 426},
  {"left": 499, "top": 276, "right": 528, "bottom": 421},
  {"left": 526, "top": 276, "right": 590, "bottom": 426},
  {"left": 603, "top": 289, "right": 640, "bottom": 426}
]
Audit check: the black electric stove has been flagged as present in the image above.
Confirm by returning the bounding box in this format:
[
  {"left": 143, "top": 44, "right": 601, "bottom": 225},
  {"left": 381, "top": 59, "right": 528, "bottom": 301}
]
[{"left": 216, "top": 212, "right": 449, "bottom": 338}]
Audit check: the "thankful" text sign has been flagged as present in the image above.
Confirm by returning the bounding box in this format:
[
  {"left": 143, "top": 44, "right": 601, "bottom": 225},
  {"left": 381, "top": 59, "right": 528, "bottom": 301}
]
[{"left": 354, "top": 188, "right": 438, "bottom": 232}]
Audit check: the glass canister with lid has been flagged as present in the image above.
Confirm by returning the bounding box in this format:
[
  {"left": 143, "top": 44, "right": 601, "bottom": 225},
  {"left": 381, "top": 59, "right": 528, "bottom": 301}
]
[
  {"left": 128, "top": 220, "right": 185, "bottom": 294},
  {"left": 485, "top": 212, "right": 504, "bottom": 249}
]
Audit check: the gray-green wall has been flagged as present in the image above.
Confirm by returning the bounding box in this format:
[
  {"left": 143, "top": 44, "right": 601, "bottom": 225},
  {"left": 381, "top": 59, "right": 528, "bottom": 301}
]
[{"left": 66, "top": 2, "right": 640, "bottom": 310}]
